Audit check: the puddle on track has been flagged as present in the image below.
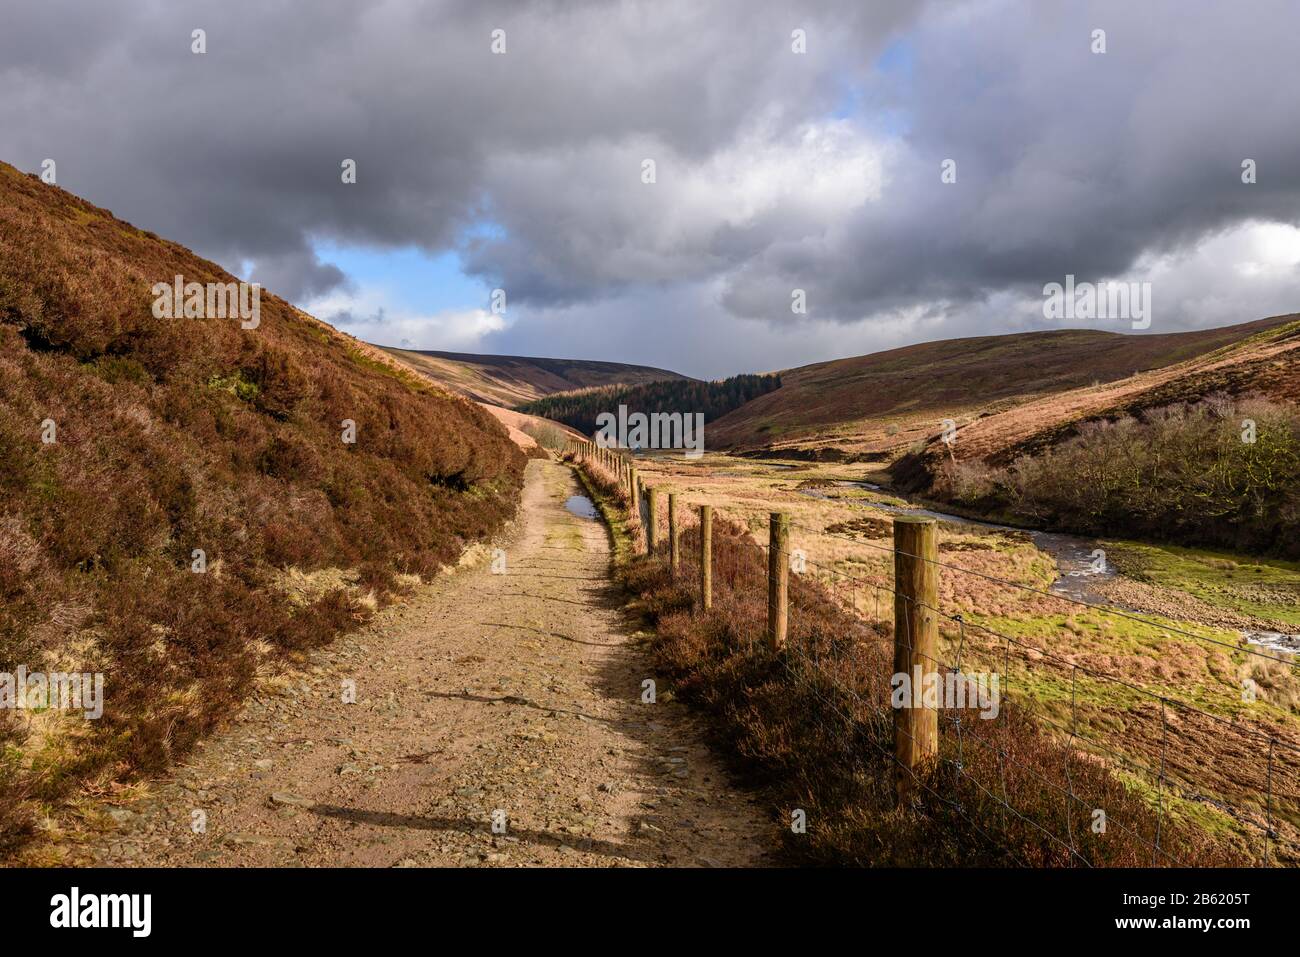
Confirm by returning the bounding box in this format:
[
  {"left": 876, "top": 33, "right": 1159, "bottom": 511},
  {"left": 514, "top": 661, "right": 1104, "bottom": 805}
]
[{"left": 564, "top": 494, "right": 599, "bottom": 519}]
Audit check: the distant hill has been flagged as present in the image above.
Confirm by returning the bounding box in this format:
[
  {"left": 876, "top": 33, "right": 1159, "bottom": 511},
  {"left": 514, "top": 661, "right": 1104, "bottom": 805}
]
[
  {"left": 886, "top": 315, "right": 1300, "bottom": 555},
  {"left": 379, "top": 347, "right": 692, "bottom": 407},
  {"left": 707, "top": 319, "right": 1297, "bottom": 460},
  {"left": 895, "top": 314, "right": 1300, "bottom": 482}
]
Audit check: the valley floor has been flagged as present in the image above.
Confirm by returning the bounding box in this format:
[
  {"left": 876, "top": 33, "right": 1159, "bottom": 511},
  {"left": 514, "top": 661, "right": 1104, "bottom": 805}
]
[
  {"left": 48, "top": 460, "right": 773, "bottom": 867},
  {"left": 623, "top": 452, "right": 1300, "bottom": 859}
]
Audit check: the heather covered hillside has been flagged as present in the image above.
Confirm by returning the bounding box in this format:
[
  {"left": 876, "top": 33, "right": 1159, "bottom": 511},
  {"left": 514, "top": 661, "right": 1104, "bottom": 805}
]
[
  {"left": 382, "top": 347, "right": 691, "bottom": 407},
  {"left": 892, "top": 317, "right": 1300, "bottom": 555},
  {"left": 0, "top": 163, "right": 524, "bottom": 850},
  {"left": 708, "top": 320, "right": 1297, "bottom": 459}
]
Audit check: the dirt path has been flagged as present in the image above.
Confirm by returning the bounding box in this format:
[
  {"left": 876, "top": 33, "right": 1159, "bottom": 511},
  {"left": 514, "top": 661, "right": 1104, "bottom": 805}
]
[{"left": 66, "top": 459, "right": 774, "bottom": 867}]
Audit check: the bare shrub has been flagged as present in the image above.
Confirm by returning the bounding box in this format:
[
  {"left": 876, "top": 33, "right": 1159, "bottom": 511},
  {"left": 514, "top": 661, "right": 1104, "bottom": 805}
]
[
  {"left": 521, "top": 421, "right": 567, "bottom": 451},
  {"left": 946, "top": 395, "right": 1300, "bottom": 555}
]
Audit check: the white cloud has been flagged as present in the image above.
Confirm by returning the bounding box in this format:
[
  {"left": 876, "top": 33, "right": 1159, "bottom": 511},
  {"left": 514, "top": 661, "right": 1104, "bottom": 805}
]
[
  {"left": 305, "top": 287, "right": 506, "bottom": 351},
  {"left": 1132, "top": 221, "right": 1300, "bottom": 329},
  {"left": 464, "top": 119, "right": 887, "bottom": 300}
]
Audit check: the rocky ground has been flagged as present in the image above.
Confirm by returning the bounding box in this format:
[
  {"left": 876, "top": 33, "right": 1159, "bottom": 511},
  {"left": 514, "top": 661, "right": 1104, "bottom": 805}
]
[{"left": 52, "top": 460, "right": 775, "bottom": 868}]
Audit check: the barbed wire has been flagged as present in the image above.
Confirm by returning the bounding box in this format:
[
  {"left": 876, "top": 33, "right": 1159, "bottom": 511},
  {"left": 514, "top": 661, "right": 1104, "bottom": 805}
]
[
  {"left": 797, "top": 589, "right": 1194, "bottom": 864},
  {"left": 790, "top": 518, "right": 1300, "bottom": 670},
  {"left": 568, "top": 445, "right": 1296, "bottom": 865}
]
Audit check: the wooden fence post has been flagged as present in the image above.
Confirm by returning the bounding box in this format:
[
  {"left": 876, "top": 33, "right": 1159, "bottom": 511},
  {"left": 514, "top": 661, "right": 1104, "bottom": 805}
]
[
  {"left": 767, "top": 512, "right": 789, "bottom": 650},
  {"left": 668, "top": 493, "right": 679, "bottom": 573},
  {"left": 893, "top": 516, "right": 939, "bottom": 806},
  {"left": 629, "top": 468, "right": 639, "bottom": 516},
  {"left": 647, "top": 486, "right": 661, "bottom": 553},
  {"left": 699, "top": 504, "right": 712, "bottom": 611}
]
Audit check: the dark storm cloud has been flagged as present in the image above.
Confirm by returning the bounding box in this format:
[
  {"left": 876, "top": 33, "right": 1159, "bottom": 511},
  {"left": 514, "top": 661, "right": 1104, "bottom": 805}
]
[
  {"left": 0, "top": 0, "right": 913, "bottom": 290},
  {"left": 720, "top": 0, "right": 1300, "bottom": 323},
  {"left": 248, "top": 245, "right": 349, "bottom": 303},
  {"left": 2, "top": 0, "right": 1299, "bottom": 371}
]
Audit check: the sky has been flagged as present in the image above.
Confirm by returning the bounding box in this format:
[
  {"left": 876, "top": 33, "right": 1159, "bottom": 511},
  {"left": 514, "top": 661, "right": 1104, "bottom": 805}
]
[{"left": 3, "top": 0, "right": 1300, "bottom": 379}]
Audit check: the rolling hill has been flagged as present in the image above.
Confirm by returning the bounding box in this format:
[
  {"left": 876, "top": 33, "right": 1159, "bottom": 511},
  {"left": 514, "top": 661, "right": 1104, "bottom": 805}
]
[
  {"left": 0, "top": 161, "right": 524, "bottom": 849},
  {"left": 379, "top": 347, "right": 691, "bottom": 407},
  {"left": 903, "top": 315, "right": 1300, "bottom": 472},
  {"left": 707, "top": 318, "right": 1297, "bottom": 460},
  {"left": 885, "top": 314, "right": 1300, "bottom": 555}
]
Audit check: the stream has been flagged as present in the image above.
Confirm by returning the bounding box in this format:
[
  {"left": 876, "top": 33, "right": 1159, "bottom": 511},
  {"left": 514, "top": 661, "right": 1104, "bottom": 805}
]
[{"left": 791, "top": 476, "right": 1300, "bottom": 656}]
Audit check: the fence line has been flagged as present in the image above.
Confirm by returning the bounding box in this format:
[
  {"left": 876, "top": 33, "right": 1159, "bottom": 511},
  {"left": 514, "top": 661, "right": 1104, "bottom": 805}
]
[
  {"left": 564, "top": 439, "right": 1298, "bottom": 865},
  {"left": 799, "top": 519, "right": 1300, "bottom": 670}
]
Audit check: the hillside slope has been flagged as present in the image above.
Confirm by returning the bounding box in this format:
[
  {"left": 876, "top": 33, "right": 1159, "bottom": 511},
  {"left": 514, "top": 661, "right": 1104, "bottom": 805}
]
[
  {"left": 708, "top": 319, "right": 1296, "bottom": 459},
  {"left": 891, "top": 315, "right": 1300, "bottom": 555},
  {"left": 479, "top": 403, "right": 587, "bottom": 455},
  {"left": 0, "top": 162, "right": 524, "bottom": 850},
  {"left": 909, "top": 316, "right": 1300, "bottom": 470},
  {"left": 380, "top": 347, "right": 691, "bottom": 407}
]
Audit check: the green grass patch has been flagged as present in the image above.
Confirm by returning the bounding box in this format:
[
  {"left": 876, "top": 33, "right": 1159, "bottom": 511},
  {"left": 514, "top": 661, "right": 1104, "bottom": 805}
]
[
  {"left": 959, "top": 610, "right": 1264, "bottom": 721},
  {"left": 1105, "top": 540, "right": 1300, "bottom": 627},
  {"left": 207, "top": 370, "right": 260, "bottom": 402}
]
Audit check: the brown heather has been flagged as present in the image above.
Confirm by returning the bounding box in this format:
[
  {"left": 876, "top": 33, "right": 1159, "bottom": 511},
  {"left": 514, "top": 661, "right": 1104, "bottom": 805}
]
[
  {"left": 0, "top": 163, "right": 524, "bottom": 852},
  {"left": 618, "top": 516, "right": 1244, "bottom": 867},
  {"left": 708, "top": 317, "right": 1300, "bottom": 459}
]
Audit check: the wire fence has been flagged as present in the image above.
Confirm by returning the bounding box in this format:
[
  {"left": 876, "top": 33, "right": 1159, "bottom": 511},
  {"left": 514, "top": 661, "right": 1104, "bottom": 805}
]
[
  {"left": 568, "top": 442, "right": 1300, "bottom": 866},
  {"left": 794, "top": 518, "right": 1299, "bottom": 860}
]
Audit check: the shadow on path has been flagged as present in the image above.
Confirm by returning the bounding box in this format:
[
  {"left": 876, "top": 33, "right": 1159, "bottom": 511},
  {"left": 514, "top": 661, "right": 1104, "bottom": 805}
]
[{"left": 310, "top": 805, "right": 664, "bottom": 865}]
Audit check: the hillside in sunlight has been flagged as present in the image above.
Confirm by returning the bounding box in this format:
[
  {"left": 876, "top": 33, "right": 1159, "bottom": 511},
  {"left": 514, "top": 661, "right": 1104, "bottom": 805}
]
[
  {"left": 0, "top": 162, "right": 525, "bottom": 851},
  {"left": 380, "top": 346, "right": 692, "bottom": 407},
  {"left": 708, "top": 319, "right": 1297, "bottom": 461}
]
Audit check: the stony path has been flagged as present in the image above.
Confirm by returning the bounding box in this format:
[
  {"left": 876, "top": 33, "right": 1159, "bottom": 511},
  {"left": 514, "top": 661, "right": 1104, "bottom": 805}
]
[{"left": 66, "top": 459, "right": 774, "bottom": 867}]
